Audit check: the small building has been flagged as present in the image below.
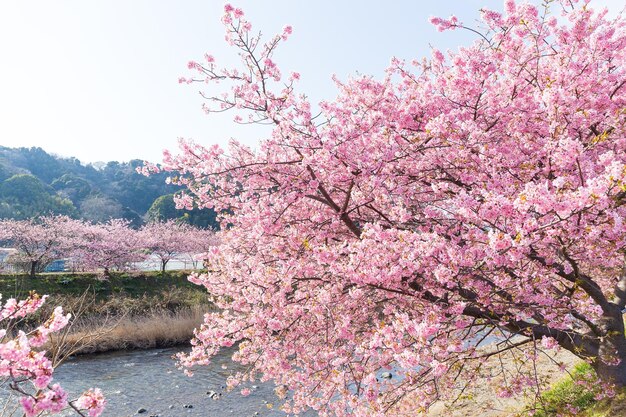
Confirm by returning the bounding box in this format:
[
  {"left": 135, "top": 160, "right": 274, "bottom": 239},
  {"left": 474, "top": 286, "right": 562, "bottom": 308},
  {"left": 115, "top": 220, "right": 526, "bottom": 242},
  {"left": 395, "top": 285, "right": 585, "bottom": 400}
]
[{"left": 44, "top": 259, "right": 69, "bottom": 273}]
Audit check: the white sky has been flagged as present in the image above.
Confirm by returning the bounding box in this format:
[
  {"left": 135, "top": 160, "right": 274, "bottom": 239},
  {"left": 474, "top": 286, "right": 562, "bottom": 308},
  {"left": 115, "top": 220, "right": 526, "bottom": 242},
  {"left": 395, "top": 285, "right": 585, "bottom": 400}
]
[{"left": 0, "top": 1, "right": 623, "bottom": 164}]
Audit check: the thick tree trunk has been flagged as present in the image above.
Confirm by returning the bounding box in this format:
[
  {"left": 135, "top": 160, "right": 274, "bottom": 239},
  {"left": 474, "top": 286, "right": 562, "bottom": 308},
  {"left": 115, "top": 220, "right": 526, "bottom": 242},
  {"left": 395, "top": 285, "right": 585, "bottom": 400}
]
[
  {"left": 29, "top": 261, "right": 37, "bottom": 277},
  {"left": 161, "top": 259, "right": 168, "bottom": 274},
  {"left": 595, "top": 355, "right": 626, "bottom": 387},
  {"left": 593, "top": 307, "right": 626, "bottom": 387},
  {"left": 594, "top": 338, "right": 626, "bottom": 387}
]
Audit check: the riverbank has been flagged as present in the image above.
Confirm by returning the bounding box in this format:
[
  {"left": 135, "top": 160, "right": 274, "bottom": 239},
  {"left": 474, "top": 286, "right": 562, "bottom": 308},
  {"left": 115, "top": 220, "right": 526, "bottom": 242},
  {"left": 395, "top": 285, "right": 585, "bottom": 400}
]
[
  {"left": 424, "top": 347, "right": 626, "bottom": 417},
  {"left": 423, "top": 348, "right": 579, "bottom": 417},
  {"left": 0, "top": 270, "right": 205, "bottom": 303},
  {"left": 0, "top": 271, "right": 212, "bottom": 356}
]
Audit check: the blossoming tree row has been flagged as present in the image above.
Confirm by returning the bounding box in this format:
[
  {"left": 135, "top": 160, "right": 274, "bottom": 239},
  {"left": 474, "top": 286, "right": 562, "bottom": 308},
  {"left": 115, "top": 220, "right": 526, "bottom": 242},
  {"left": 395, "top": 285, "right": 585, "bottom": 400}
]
[{"left": 0, "top": 217, "right": 215, "bottom": 276}]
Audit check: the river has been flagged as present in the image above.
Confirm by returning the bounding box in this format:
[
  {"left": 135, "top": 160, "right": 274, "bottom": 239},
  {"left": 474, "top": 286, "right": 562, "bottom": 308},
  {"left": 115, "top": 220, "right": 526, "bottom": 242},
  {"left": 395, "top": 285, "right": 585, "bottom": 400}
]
[{"left": 46, "top": 347, "right": 314, "bottom": 417}]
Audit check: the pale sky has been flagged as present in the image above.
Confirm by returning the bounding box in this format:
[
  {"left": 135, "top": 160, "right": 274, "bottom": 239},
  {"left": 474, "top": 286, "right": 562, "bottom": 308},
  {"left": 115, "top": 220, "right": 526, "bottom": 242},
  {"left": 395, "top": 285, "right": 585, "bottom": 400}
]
[{"left": 0, "top": 1, "right": 623, "bottom": 164}]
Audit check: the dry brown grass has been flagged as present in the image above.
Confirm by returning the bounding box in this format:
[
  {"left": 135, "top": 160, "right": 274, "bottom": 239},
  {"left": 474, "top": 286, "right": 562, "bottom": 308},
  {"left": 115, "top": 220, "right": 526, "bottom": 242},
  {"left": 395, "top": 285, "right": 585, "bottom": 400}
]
[{"left": 45, "top": 306, "right": 207, "bottom": 357}]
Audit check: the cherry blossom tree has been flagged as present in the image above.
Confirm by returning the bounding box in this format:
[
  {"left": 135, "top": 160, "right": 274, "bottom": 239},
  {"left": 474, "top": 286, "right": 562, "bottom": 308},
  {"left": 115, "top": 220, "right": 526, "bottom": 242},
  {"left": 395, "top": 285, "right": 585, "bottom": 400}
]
[
  {"left": 140, "top": 220, "right": 211, "bottom": 272},
  {"left": 74, "top": 219, "right": 146, "bottom": 276},
  {"left": 0, "top": 217, "right": 83, "bottom": 277},
  {"left": 0, "top": 292, "right": 105, "bottom": 416},
  {"left": 147, "top": 1, "right": 626, "bottom": 415},
  {"left": 185, "top": 226, "right": 220, "bottom": 269}
]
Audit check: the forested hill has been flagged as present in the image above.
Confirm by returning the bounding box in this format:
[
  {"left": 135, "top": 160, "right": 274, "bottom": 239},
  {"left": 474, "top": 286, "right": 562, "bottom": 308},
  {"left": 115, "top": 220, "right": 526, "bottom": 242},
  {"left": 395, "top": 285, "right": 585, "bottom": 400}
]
[{"left": 0, "top": 146, "right": 217, "bottom": 228}]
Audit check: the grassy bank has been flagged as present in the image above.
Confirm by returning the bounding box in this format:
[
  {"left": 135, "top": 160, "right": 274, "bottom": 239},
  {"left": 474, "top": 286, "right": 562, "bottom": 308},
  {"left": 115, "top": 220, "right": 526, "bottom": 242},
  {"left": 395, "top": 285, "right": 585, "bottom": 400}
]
[
  {"left": 521, "top": 362, "right": 626, "bottom": 417},
  {"left": 0, "top": 271, "right": 213, "bottom": 356},
  {"left": 0, "top": 270, "right": 210, "bottom": 316},
  {"left": 0, "top": 270, "right": 203, "bottom": 301}
]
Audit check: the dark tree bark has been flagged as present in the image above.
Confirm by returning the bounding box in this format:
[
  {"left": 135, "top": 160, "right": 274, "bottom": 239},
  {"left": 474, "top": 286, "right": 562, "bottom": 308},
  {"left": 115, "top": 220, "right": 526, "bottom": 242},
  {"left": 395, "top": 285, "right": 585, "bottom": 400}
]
[
  {"left": 593, "top": 305, "right": 626, "bottom": 387},
  {"left": 29, "top": 261, "right": 37, "bottom": 278}
]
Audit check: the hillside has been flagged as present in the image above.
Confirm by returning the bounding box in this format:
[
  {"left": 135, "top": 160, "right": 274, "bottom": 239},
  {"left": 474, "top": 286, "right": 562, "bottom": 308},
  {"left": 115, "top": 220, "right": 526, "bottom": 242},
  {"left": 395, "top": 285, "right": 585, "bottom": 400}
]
[{"left": 0, "top": 146, "right": 216, "bottom": 228}]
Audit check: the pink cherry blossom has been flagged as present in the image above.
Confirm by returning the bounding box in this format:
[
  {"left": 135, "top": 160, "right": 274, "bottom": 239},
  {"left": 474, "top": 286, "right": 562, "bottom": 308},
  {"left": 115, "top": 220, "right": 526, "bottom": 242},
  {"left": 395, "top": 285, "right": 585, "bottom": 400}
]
[
  {"left": 139, "top": 219, "right": 216, "bottom": 272},
  {"left": 72, "top": 219, "right": 147, "bottom": 275},
  {"left": 75, "top": 388, "right": 106, "bottom": 417},
  {"left": 152, "top": 1, "right": 626, "bottom": 415},
  {"left": 0, "top": 293, "right": 105, "bottom": 416},
  {"left": 0, "top": 216, "right": 85, "bottom": 277}
]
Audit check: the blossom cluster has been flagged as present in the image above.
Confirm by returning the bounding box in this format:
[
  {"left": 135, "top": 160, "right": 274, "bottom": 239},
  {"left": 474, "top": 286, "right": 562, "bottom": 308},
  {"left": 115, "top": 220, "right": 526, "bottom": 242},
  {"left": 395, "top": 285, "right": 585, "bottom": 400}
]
[{"left": 0, "top": 293, "right": 105, "bottom": 416}]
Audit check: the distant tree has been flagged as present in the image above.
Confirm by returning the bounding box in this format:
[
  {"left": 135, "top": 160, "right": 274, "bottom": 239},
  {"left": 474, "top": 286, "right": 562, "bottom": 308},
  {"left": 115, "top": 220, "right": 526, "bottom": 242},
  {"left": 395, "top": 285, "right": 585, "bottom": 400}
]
[
  {"left": 75, "top": 219, "right": 146, "bottom": 276},
  {"left": 79, "top": 196, "right": 124, "bottom": 224},
  {"left": 52, "top": 174, "right": 92, "bottom": 203},
  {"left": 0, "top": 202, "right": 12, "bottom": 219},
  {"left": 139, "top": 220, "right": 210, "bottom": 272},
  {"left": 146, "top": 194, "right": 219, "bottom": 229},
  {"left": 0, "top": 163, "right": 10, "bottom": 182},
  {"left": 184, "top": 209, "right": 219, "bottom": 230},
  {"left": 146, "top": 194, "right": 180, "bottom": 222},
  {"left": 184, "top": 226, "right": 219, "bottom": 268},
  {"left": 0, "top": 216, "right": 82, "bottom": 276},
  {"left": 119, "top": 206, "right": 143, "bottom": 228},
  {"left": 46, "top": 196, "right": 77, "bottom": 218}
]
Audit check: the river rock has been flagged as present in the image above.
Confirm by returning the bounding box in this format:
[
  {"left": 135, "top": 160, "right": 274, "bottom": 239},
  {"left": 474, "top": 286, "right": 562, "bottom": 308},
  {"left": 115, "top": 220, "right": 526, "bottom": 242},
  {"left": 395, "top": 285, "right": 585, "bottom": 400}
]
[
  {"left": 206, "top": 390, "right": 221, "bottom": 400},
  {"left": 380, "top": 372, "right": 392, "bottom": 379},
  {"left": 183, "top": 404, "right": 193, "bottom": 409},
  {"left": 136, "top": 408, "right": 147, "bottom": 414}
]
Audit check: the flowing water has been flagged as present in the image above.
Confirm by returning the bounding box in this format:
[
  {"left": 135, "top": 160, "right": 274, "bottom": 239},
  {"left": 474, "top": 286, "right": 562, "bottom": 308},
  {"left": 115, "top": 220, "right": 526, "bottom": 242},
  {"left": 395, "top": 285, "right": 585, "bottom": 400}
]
[
  {"left": 46, "top": 347, "right": 314, "bottom": 417},
  {"left": 1, "top": 336, "right": 503, "bottom": 416}
]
